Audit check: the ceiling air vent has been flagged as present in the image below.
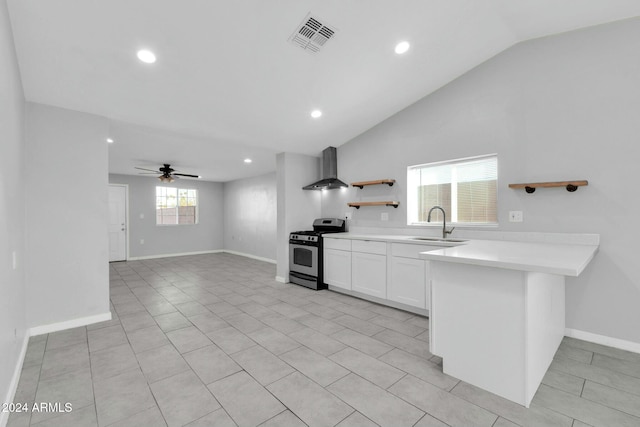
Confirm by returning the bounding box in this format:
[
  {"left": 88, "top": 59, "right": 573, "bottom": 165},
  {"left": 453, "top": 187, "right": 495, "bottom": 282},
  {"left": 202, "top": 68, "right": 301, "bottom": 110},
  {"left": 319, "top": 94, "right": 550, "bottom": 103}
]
[{"left": 289, "top": 14, "right": 337, "bottom": 54}]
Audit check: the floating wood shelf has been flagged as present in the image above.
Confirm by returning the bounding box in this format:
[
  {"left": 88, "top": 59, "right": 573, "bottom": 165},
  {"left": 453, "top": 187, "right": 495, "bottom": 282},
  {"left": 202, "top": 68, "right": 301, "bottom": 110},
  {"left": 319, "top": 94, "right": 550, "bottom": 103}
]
[
  {"left": 509, "top": 180, "right": 588, "bottom": 194},
  {"left": 348, "top": 201, "right": 400, "bottom": 209},
  {"left": 351, "top": 179, "right": 396, "bottom": 189}
]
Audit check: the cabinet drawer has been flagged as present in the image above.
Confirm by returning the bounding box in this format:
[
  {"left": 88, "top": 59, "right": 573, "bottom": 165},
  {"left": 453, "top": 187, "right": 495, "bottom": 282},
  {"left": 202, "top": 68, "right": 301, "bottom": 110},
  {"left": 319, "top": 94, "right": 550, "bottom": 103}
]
[
  {"left": 392, "top": 243, "right": 443, "bottom": 259},
  {"left": 352, "top": 239, "right": 387, "bottom": 255},
  {"left": 323, "top": 238, "right": 351, "bottom": 251}
]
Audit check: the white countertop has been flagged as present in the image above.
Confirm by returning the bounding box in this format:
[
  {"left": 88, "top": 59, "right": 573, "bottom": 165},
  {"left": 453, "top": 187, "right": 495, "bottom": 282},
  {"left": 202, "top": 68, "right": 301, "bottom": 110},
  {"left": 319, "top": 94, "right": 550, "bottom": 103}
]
[
  {"left": 420, "top": 240, "right": 598, "bottom": 276},
  {"left": 324, "top": 232, "right": 598, "bottom": 276},
  {"left": 323, "top": 232, "right": 466, "bottom": 247}
]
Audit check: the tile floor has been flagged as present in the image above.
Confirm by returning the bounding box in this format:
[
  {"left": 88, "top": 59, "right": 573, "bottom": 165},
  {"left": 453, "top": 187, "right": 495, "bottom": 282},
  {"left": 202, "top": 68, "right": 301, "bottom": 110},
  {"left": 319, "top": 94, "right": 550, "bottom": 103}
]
[{"left": 7, "top": 253, "right": 640, "bottom": 427}]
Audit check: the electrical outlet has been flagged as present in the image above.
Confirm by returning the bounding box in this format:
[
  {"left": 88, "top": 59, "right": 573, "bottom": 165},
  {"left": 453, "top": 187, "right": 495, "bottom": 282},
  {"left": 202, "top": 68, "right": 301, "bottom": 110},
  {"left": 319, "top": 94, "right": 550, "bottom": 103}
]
[
  {"left": 381, "top": 212, "right": 389, "bottom": 221},
  {"left": 140, "top": 239, "right": 145, "bottom": 245},
  {"left": 345, "top": 212, "right": 352, "bottom": 220},
  {"left": 509, "top": 211, "right": 523, "bottom": 222},
  {"left": 139, "top": 213, "right": 144, "bottom": 219}
]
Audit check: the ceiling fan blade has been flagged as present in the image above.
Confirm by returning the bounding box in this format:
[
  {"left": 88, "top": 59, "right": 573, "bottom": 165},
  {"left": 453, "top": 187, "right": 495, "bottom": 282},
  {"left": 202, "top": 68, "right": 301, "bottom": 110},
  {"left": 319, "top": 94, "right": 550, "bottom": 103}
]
[
  {"left": 138, "top": 172, "right": 161, "bottom": 174},
  {"left": 173, "top": 173, "right": 200, "bottom": 178},
  {"left": 135, "top": 167, "right": 160, "bottom": 172}
]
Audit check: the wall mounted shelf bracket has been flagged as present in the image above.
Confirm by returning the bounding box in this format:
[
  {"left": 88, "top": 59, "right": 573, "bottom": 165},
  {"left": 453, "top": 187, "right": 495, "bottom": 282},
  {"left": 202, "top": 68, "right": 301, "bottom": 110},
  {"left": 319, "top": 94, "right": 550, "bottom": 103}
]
[
  {"left": 348, "top": 201, "right": 400, "bottom": 209},
  {"left": 509, "top": 180, "right": 588, "bottom": 194}
]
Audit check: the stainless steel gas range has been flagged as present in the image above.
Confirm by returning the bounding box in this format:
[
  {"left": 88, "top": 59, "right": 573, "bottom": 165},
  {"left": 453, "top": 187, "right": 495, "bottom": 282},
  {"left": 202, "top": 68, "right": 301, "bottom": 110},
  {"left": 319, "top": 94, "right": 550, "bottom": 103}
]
[{"left": 289, "top": 218, "right": 346, "bottom": 290}]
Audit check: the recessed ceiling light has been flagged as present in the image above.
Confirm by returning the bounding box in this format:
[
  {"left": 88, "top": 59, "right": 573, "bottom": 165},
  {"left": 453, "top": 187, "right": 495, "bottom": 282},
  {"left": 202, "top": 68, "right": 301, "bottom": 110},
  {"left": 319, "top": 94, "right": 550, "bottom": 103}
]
[
  {"left": 198, "top": 175, "right": 202, "bottom": 179},
  {"left": 395, "top": 41, "right": 410, "bottom": 55},
  {"left": 310, "top": 110, "right": 322, "bottom": 119},
  {"left": 137, "top": 49, "right": 156, "bottom": 64},
  {"left": 106, "top": 138, "right": 114, "bottom": 143},
  {"left": 244, "top": 158, "right": 252, "bottom": 163}
]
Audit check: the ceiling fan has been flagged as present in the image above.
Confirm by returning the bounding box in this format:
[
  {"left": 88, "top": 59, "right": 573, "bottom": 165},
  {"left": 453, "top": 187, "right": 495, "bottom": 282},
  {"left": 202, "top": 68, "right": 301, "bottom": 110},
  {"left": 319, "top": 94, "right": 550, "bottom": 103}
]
[{"left": 135, "top": 164, "right": 201, "bottom": 183}]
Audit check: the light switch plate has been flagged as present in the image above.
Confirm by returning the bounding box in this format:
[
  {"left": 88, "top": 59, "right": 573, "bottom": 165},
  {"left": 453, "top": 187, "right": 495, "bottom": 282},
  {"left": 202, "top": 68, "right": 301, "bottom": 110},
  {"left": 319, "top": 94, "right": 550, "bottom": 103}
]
[
  {"left": 345, "top": 212, "right": 352, "bottom": 220},
  {"left": 509, "top": 211, "right": 523, "bottom": 222},
  {"left": 381, "top": 212, "right": 389, "bottom": 221}
]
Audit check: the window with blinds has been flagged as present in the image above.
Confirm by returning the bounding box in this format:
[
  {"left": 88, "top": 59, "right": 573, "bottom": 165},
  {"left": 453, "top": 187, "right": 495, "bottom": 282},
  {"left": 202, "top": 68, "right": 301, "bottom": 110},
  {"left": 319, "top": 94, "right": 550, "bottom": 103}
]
[
  {"left": 156, "top": 187, "right": 198, "bottom": 225},
  {"left": 407, "top": 154, "right": 498, "bottom": 225}
]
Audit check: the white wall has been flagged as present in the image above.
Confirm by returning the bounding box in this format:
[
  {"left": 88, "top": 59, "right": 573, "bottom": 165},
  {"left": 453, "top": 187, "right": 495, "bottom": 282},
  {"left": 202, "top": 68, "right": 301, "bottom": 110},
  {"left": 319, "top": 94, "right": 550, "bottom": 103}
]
[
  {"left": 0, "top": 0, "right": 26, "bottom": 416},
  {"left": 108, "top": 174, "right": 224, "bottom": 258},
  {"left": 322, "top": 18, "right": 640, "bottom": 344},
  {"left": 223, "top": 172, "right": 277, "bottom": 261},
  {"left": 276, "top": 153, "right": 321, "bottom": 280},
  {"left": 25, "top": 103, "right": 110, "bottom": 328}
]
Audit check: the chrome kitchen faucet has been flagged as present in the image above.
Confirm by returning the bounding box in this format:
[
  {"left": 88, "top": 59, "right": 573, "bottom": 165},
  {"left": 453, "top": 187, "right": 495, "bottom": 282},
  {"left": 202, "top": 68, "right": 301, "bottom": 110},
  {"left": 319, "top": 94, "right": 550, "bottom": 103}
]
[{"left": 427, "top": 206, "right": 455, "bottom": 239}]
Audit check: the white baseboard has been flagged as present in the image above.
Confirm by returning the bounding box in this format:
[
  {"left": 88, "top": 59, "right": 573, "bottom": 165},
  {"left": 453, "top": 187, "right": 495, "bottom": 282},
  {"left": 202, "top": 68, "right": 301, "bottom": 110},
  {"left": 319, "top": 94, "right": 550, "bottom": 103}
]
[
  {"left": 29, "top": 312, "right": 112, "bottom": 337},
  {"left": 128, "top": 249, "right": 223, "bottom": 261},
  {"left": 565, "top": 328, "right": 640, "bottom": 354},
  {"left": 1, "top": 334, "right": 29, "bottom": 427},
  {"left": 127, "top": 249, "right": 277, "bottom": 265},
  {"left": 275, "top": 276, "right": 288, "bottom": 283},
  {"left": 222, "top": 250, "right": 276, "bottom": 264}
]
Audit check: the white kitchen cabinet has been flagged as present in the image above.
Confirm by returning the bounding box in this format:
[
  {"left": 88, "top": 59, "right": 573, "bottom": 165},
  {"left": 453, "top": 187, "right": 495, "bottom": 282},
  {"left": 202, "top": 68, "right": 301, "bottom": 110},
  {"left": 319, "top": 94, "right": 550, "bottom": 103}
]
[
  {"left": 352, "top": 251, "right": 387, "bottom": 298},
  {"left": 324, "top": 237, "right": 352, "bottom": 290},
  {"left": 390, "top": 256, "right": 426, "bottom": 309},
  {"left": 324, "top": 237, "right": 436, "bottom": 315},
  {"left": 388, "top": 243, "right": 439, "bottom": 310},
  {"left": 324, "top": 248, "right": 352, "bottom": 290}
]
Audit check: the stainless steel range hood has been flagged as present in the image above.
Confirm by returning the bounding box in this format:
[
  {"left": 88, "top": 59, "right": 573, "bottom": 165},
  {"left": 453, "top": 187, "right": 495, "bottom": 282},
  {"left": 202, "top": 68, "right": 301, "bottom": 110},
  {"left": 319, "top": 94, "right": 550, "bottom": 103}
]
[{"left": 302, "top": 147, "right": 348, "bottom": 190}]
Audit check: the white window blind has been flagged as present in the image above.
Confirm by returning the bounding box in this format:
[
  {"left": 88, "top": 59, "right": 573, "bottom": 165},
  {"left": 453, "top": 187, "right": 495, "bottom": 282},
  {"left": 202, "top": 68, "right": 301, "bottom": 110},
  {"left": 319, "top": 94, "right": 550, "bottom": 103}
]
[{"left": 407, "top": 154, "right": 497, "bottom": 225}]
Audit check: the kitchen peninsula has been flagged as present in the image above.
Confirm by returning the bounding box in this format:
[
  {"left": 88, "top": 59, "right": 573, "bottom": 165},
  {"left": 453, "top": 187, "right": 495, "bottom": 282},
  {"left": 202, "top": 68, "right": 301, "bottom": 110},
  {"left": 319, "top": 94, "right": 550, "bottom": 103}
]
[{"left": 420, "top": 239, "right": 599, "bottom": 407}]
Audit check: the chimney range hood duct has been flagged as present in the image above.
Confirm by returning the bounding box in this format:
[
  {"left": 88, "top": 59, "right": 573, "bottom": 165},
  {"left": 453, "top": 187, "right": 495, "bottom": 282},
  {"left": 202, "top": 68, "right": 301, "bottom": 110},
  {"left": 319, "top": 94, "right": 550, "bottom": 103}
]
[{"left": 302, "top": 147, "right": 348, "bottom": 190}]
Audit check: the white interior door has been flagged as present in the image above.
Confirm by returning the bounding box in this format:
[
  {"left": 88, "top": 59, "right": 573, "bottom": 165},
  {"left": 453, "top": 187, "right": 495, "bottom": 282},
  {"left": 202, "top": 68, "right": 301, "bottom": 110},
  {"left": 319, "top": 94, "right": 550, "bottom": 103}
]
[{"left": 108, "top": 185, "right": 127, "bottom": 262}]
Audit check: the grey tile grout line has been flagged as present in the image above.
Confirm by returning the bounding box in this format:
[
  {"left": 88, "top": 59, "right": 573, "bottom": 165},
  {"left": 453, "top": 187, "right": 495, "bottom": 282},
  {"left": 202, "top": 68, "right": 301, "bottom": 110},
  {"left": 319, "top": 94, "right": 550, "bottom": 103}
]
[
  {"left": 533, "top": 380, "right": 639, "bottom": 426},
  {"left": 327, "top": 370, "right": 434, "bottom": 424},
  {"left": 325, "top": 408, "right": 355, "bottom": 427},
  {"left": 575, "top": 380, "right": 640, "bottom": 420},
  {"left": 260, "top": 369, "right": 354, "bottom": 426},
  {"left": 413, "top": 412, "right": 451, "bottom": 427},
  {"left": 383, "top": 372, "right": 409, "bottom": 391},
  {"left": 550, "top": 355, "right": 640, "bottom": 397}
]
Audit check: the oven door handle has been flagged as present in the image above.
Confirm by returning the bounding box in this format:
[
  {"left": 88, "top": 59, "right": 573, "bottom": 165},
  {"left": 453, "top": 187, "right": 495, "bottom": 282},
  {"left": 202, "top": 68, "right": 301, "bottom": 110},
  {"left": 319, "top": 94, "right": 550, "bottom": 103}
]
[{"left": 289, "top": 241, "right": 318, "bottom": 247}]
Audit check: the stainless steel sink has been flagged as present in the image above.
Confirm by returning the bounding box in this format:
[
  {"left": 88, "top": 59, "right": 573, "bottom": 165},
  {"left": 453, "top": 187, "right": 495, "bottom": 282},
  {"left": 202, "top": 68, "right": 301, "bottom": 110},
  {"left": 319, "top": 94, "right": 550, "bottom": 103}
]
[{"left": 409, "top": 237, "right": 468, "bottom": 243}]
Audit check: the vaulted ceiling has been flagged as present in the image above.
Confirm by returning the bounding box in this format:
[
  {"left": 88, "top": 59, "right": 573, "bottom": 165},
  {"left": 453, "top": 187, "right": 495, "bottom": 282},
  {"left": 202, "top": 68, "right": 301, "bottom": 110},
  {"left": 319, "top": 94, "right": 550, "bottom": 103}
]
[{"left": 7, "top": 0, "right": 640, "bottom": 181}]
